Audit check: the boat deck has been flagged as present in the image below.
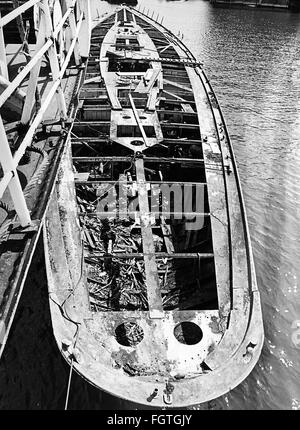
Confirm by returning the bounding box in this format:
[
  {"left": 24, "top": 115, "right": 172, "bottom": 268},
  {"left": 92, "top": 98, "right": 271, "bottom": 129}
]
[{"left": 43, "top": 6, "right": 264, "bottom": 407}]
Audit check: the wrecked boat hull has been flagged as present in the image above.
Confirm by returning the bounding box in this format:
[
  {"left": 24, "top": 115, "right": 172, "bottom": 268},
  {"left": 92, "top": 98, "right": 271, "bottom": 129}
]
[{"left": 44, "top": 6, "right": 264, "bottom": 408}]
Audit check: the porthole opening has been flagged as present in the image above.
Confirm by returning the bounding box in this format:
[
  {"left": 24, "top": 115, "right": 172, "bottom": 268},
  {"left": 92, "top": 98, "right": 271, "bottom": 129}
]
[
  {"left": 174, "top": 322, "right": 203, "bottom": 345},
  {"left": 115, "top": 322, "right": 144, "bottom": 347}
]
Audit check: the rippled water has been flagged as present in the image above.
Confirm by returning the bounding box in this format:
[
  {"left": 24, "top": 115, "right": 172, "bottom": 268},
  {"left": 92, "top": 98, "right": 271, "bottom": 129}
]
[{"left": 1, "top": 0, "right": 300, "bottom": 410}]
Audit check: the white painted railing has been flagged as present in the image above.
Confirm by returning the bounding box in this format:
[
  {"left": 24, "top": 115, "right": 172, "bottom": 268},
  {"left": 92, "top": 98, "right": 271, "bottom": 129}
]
[{"left": 0, "top": 0, "right": 91, "bottom": 227}]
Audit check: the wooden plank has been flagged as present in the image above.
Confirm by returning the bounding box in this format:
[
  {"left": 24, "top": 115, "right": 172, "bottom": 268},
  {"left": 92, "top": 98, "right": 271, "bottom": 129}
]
[
  {"left": 158, "top": 43, "right": 173, "bottom": 54},
  {"left": 74, "top": 172, "right": 90, "bottom": 181},
  {"left": 162, "top": 138, "right": 201, "bottom": 145},
  {"left": 106, "top": 85, "right": 122, "bottom": 110},
  {"left": 135, "top": 158, "right": 163, "bottom": 319},
  {"left": 161, "top": 122, "right": 199, "bottom": 129},
  {"left": 86, "top": 252, "right": 214, "bottom": 259},
  {"left": 74, "top": 121, "right": 111, "bottom": 126},
  {"left": 160, "top": 98, "right": 196, "bottom": 106},
  {"left": 128, "top": 93, "right": 149, "bottom": 146},
  {"left": 181, "top": 104, "right": 195, "bottom": 113},
  {"left": 164, "top": 78, "right": 193, "bottom": 93},
  {"left": 162, "top": 89, "right": 188, "bottom": 102},
  {"left": 134, "top": 68, "right": 160, "bottom": 94},
  {"left": 72, "top": 156, "right": 205, "bottom": 164},
  {"left": 157, "top": 109, "right": 197, "bottom": 116},
  {"left": 147, "top": 87, "right": 158, "bottom": 111}
]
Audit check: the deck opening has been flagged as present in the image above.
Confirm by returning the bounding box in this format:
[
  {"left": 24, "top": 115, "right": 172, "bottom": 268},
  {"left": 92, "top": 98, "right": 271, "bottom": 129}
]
[
  {"left": 117, "top": 125, "right": 156, "bottom": 138},
  {"left": 108, "top": 57, "right": 149, "bottom": 73},
  {"left": 174, "top": 322, "right": 203, "bottom": 345},
  {"left": 72, "top": 123, "right": 110, "bottom": 138},
  {"left": 160, "top": 257, "right": 217, "bottom": 311},
  {"left": 162, "top": 125, "right": 200, "bottom": 140},
  {"left": 115, "top": 322, "right": 144, "bottom": 347}
]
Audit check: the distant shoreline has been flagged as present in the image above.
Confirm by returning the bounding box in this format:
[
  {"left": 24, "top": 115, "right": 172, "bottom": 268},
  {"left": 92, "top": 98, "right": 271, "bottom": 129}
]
[{"left": 210, "top": 0, "right": 297, "bottom": 11}]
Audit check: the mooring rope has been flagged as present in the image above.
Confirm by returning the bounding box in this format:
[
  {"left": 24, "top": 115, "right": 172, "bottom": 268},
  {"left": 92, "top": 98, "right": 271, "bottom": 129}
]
[
  {"left": 62, "top": 241, "right": 85, "bottom": 410},
  {"left": 64, "top": 325, "right": 80, "bottom": 411}
]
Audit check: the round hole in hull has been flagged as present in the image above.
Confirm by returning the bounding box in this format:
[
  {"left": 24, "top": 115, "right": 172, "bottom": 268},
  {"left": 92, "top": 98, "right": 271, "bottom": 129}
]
[
  {"left": 115, "top": 322, "right": 144, "bottom": 347},
  {"left": 174, "top": 322, "right": 203, "bottom": 345}
]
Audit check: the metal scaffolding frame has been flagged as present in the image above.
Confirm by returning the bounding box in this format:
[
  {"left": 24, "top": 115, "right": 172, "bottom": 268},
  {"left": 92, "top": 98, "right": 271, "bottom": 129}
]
[{"left": 0, "top": 0, "right": 91, "bottom": 227}]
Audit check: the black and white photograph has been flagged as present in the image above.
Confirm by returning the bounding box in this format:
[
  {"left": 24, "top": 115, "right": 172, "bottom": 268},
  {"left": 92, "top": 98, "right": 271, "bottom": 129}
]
[{"left": 0, "top": 0, "right": 299, "bottom": 415}]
